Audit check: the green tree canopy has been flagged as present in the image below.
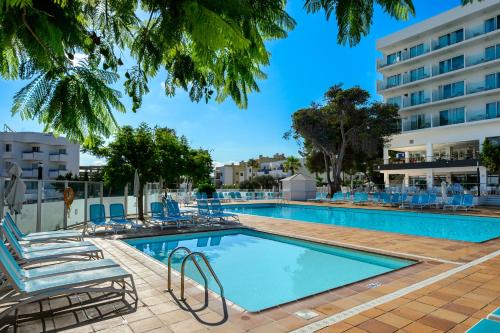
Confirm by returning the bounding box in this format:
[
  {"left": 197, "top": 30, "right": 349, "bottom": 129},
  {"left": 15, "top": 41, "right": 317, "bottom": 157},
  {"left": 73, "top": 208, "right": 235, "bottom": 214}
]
[
  {"left": 283, "top": 156, "right": 301, "bottom": 175},
  {"left": 480, "top": 138, "right": 500, "bottom": 174},
  {"left": 0, "top": 0, "right": 428, "bottom": 142},
  {"left": 87, "top": 123, "right": 212, "bottom": 219},
  {"left": 289, "top": 84, "right": 399, "bottom": 195}
]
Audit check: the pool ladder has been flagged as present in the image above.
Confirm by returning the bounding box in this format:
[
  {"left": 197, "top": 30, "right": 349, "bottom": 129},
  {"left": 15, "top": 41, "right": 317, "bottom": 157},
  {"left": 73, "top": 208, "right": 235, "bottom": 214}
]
[{"left": 167, "top": 246, "right": 224, "bottom": 301}]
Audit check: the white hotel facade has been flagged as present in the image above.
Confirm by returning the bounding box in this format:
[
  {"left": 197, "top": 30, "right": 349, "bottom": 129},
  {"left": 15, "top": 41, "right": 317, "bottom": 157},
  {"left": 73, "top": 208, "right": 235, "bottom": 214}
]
[{"left": 376, "top": 0, "right": 500, "bottom": 191}]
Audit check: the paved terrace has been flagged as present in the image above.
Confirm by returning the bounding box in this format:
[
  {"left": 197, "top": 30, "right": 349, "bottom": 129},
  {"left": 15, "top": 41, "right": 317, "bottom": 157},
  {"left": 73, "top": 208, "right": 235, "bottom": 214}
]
[{"left": 6, "top": 201, "right": 500, "bottom": 333}]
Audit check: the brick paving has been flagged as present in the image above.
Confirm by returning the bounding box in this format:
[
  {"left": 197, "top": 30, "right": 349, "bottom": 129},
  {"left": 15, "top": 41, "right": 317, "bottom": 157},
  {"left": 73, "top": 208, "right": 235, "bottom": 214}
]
[{"left": 4, "top": 201, "right": 500, "bottom": 332}]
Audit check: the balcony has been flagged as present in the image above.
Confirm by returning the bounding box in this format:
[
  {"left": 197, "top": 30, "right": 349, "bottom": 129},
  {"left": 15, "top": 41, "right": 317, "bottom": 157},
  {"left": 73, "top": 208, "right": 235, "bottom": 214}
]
[
  {"left": 431, "top": 89, "right": 464, "bottom": 103},
  {"left": 21, "top": 168, "right": 37, "bottom": 178},
  {"left": 49, "top": 169, "right": 69, "bottom": 178},
  {"left": 378, "top": 154, "right": 480, "bottom": 171},
  {"left": 22, "top": 151, "right": 44, "bottom": 160},
  {"left": 402, "top": 95, "right": 431, "bottom": 108},
  {"left": 49, "top": 153, "right": 68, "bottom": 162},
  {"left": 376, "top": 44, "right": 431, "bottom": 69},
  {"left": 466, "top": 109, "right": 500, "bottom": 122}
]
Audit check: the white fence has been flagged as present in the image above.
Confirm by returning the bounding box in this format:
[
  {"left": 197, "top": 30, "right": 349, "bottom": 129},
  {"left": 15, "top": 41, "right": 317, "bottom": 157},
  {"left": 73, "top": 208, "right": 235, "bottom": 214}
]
[{"left": 1, "top": 179, "right": 161, "bottom": 233}]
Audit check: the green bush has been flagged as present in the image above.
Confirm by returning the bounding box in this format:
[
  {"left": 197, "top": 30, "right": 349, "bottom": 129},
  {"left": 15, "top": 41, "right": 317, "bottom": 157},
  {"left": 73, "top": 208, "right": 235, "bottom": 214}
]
[
  {"left": 197, "top": 183, "right": 216, "bottom": 198},
  {"left": 239, "top": 180, "right": 258, "bottom": 190}
]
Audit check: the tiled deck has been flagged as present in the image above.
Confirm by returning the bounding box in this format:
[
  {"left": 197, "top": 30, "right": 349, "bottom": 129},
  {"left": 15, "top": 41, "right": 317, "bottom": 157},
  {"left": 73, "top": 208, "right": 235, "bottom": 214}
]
[{"left": 6, "top": 201, "right": 500, "bottom": 333}]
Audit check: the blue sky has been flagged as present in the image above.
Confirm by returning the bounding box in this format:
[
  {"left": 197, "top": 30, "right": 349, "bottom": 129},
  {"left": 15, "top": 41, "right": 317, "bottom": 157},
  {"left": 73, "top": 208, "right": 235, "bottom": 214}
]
[{"left": 0, "top": 0, "right": 461, "bottom": 166}]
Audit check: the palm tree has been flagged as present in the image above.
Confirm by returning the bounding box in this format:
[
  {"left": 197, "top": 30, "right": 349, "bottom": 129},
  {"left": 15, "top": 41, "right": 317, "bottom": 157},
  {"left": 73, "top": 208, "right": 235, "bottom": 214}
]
[
  {"left": 283, "top": 156, "right": 301, "bottom": 175},
  {"left": 247, "top": 158, "right": 260, "bottom": 179}
]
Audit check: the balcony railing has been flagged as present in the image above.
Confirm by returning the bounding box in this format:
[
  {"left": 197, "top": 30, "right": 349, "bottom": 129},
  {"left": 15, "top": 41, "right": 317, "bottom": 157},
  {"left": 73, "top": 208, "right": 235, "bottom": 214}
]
[
  {"left": 431, "top": 89, "right": 465, "bottom": 102},
  {"left": 49, "top": 169, "right": 68, "bottom": 178},
  {"left": 49, "top": 153, "right": 68, "bottom": 162},
  {"left": 377, "top": 23, "right": 500, "bottom": 70},
  {"left": 21, "top": 168, "right": 37, "bottom": 178},
  {"left": 22, "top": 151, "right": 44, "bottom": 160},
  {"left": 402, "top": 96, "right": 431, "bottom": 108}
]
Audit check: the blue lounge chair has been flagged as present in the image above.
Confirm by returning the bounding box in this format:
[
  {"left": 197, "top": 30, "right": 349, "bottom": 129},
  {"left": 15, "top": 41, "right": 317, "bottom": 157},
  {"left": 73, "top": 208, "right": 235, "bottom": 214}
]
[
  {"left": 245, "top": 192, "right": 253, "bottom": 200},
  {"left": 416, "top": 193, "right": 430, "bottom": 209},
  {"left": 427, "top": 193, "right": 438, "bottom": 208},
  {"left": 443, "top": 194, "right": 462, "bottom": 210},
  {"left": 110, "top": 203, "right": 140, "bottom": 230},
  {"left": 165, "top": 200, "right": 194, "bottom": 225},
  {"left": 150, "top": 202, "right": 181, "bottom": 229},
  {"left": 1, "top": 222, "right": 103, "bottom": 264},
  {"left": 370, "top": 192, "right": 380, "bottom": 204},
  {"left": 89, "top": 204, "right": 124, "bottom": 234},
  {"left": 466, "top": 319, "right": 500, "bottom": 332},
  {"left": 4, "top": 213, "right": 84, "bottom": 243},
  {"left": 458, "top": 194, "right": 475, "bottom": 211},
  {"left": 353, "top": 192, "right": 368, "bottom": 204},
  {"left": 308, "top": 192, "right": 325, "bottom": 202},
  {"left": 399, "top": 193, "right": 408, "bottom": 207},
  {"left": 330, "top": 192, "right": 344, "bottom": 202},
  {"left": 408, "top": 194, "right": 420, "bottom": 209},
  {"left": 0, "top": 242, "right": 137, "bottom": 322},
  {"left": 390, "top": 193, "right": 401, "bottom": 206},
  {"left": 380, "top": 193, "right": 392, "bottom": 205},
  {"left": 209, "top": 199, "right": 240, "bottom": 223}
]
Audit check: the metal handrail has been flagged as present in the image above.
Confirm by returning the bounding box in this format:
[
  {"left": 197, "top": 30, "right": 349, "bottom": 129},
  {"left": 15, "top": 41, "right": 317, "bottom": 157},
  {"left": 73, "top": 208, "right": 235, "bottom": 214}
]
[
  {"left": 180, "top": 252, "right": 224, "bottom": 301},
  {"left": 167, "top": 246, "right": 208, "bottom": 292}
]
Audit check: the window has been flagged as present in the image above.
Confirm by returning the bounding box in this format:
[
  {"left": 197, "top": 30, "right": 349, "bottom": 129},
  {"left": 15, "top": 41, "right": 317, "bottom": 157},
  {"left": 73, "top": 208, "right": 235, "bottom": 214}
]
[
  {"left": 5, "top": 144, "right": 11, "bottom": 152},
  {"left": 440, "top": 81, "right": 464, "bottom": 99},
  {"left": 31, "top": 163, "right": 39, "bottom": 169},
  {"left": 439, "top": 107, "right": 465, "bottom": 126},
  {"left": 498, "top": 15, "right": 500, "bottom": 29},
  {"left": 410, "top": 67, "right": 425, "bottom": 81},
  {"left": 386, "top": 51, "right": 402, "bottom": 65},
  {"left": 409, "top": 43, "right": 424, "bottom": 58},
  {"left": 32, "top": 146, "right": 40, "bottom": 152},
  {"left": 410, "top": 114, "right": 429, "bottom": 130},
  {"left": 387, "top": 96, "right": 402, "bottom": 107},
  {"left": 486, "top": 102, "right": 497, "bottom": 119},
  {"left": 485, "top": 72, "right": 500, "bottom": 90},
  {"left": 58, "top": 148, "right": 66, "bottom": 154},
  {"left": 486, "top": 45, "right": 496, "bottom": 61},
  {"left": 485, "top": 17, "right": 495, "bottom": 33},
  {"left": 438, "top": 55, "right": 464, "bottom": 74},
  {"left": 59, "top": 165, "right": 66, "bottom": 170},
  {"left": 5, "top": 161, "right": 12, "bottom": 170},
  {"left": 410, "top": 91, "right": 425, "bottom": 106},
  {"left": 437, "top": 29, "right": 463, "bottom": 49},
  {"left": 387, "top": 74, "right": 401, "bottom": 87}
]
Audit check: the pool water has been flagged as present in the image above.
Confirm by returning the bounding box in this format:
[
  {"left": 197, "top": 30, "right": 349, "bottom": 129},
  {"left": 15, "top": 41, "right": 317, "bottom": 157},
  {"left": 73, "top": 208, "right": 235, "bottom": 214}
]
[
  {"left": 124, "top": 229, "right": 414, "bottom": 311},
  {"left": 227, "top": 204, "right": 500, "bottom": 242}
]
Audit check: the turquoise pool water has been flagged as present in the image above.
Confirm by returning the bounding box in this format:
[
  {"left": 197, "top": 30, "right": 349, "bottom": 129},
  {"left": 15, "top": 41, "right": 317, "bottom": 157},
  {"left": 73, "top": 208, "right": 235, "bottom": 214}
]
[
  {"left": 227, "top": 204, "right": 500, "bottom": 243},
  {"left": 124, "top": 229, "right": 413, "bottom": 311}
]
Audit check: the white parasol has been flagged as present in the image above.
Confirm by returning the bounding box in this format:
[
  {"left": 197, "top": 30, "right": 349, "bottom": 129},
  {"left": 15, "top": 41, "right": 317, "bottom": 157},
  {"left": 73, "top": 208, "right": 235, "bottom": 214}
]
[
  {"left": 133, "top": 170, "right": 140, "bottom": 222},
  {"left": 5, "top": 163, "right": 26, "bottom": 215}
]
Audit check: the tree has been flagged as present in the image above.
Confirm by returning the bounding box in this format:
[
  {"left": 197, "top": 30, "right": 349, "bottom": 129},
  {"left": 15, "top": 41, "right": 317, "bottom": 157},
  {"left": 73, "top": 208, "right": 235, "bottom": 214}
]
[
  {"left": 283, "top": 156, "right": 301, "bottom": 175},
  {"left": 289, "top": 84, "right": 399, "bottom": 196},
  {"left": 87, "top": 123, "right": 212, "bottom": 219},
  {"left": 247, "top": 158, "right": 260, "bottom": 179},
  {"left": 253, "top": 175, "right": 278, "bottom": 189},
  {"left": 480, "top": 138, "right": 500, "bottom": 174},
  {"left": 0, "top": 0, "right": 439, "bottom": 142}
]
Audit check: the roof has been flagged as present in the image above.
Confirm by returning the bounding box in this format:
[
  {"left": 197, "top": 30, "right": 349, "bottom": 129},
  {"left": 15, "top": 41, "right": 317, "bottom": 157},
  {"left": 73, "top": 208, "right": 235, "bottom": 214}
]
[{"left": 280, "top": 173, "right": 315, "bottom": 182}]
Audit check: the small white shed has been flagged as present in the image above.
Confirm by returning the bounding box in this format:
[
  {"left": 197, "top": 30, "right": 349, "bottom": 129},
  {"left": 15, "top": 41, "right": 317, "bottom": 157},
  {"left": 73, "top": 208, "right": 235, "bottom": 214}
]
[{"left": 280, "top": 174, "right": 316, "bottom": 201}]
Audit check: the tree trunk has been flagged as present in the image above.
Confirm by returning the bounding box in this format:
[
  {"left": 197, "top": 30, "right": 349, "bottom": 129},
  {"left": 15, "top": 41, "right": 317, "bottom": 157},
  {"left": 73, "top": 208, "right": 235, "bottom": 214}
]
[{"left": 323, "top": 153, "right": 334, "bottom": 197}]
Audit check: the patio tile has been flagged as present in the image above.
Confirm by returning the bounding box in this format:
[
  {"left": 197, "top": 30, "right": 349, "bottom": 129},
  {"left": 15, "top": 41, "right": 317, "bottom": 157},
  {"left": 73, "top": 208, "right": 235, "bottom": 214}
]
[{"left": 128, "top": 317, "right": 164, "bottom": 333}]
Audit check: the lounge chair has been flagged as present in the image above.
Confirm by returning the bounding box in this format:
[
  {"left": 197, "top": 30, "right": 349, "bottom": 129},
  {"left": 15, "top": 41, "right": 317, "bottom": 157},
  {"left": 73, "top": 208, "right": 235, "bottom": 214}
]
[
  {"left": 389, "top": 193, "right": 401, "bottom": 206},
  {"left": 0, "top": 244, "right": 137, "bottom": 322},
  {"left": 245, "top": 192, "right": 254, "bottom": 200},
  {"left": 235, "top": 192, "right": 246, "bottom": 201},
  {"left": 415, "top": 193, "right": 430, "bottom": 209},
  {"left": 209, "top": 199, "right": 240, "bottom": 223},
  {"left": 149, "top": 202, "right": 181, "bottom": 229},
  {"left": 4, "top": 213, "right": 84, "bottom": 243},
  {"left": 380, "top": 193, "right": 392, "bottom": 206},
  {"left": 110, "top": 203, "right": 141, "bottom": 230},
  {"left": 165, "top": 200, "right": 194, "bottom": 226},
  {"left": 408, "top": 194, "right": 420, "bottom": 209},
  {"left": 308, "top": 192, "right": 326, "bottom": 202},
  {"left": 466, "top": 319, "right": 500, "bottom": 332},
  {"left": 329, "top": 192, "right": 344, "bottom": 203},
  {"left": 427, "top": 193, "right": 438, "bottom": 208},
  {"left": 353, "top": 192, "right": 368, "bottom": 204},
  {"left": 457, "top": 194, "right": 475, "bottom": 211},
  {"left": 370, "top": 192, "right": 380, "bottom": 204},
  {"left": 89, "top": 204, "right": 125, "bottom": 234},
  {"left": 443, "top": 194, "right": 462, "bottom": 210},
  {"left": 1, "top": 223, "right": 103, "bottom": 264},
  {"left": 0, "top": 240, "right": 118, "bottom": 279}
]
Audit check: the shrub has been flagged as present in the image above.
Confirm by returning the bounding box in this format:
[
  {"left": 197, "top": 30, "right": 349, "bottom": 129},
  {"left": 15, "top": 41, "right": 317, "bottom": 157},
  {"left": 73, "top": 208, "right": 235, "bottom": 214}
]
[{"left": 197, "top": 183, "right": 216, "bottom": 198}]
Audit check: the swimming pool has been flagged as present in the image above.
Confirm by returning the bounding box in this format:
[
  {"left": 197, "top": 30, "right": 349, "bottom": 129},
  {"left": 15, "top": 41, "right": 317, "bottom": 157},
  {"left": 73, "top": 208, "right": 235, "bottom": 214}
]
[
  {"left": 124, "top": 229, "right": 414, "bottom": 311},
  {"left": 227, "top": 204, "right": 500, "bottom": 243}
]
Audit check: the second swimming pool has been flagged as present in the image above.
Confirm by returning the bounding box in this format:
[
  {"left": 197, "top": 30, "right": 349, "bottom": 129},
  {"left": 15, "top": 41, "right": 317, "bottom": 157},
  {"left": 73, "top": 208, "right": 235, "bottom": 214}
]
[
  {"left": 226, "top": 204, "right": 500, "bottom": 242},
  {"left": 124, "top": 229, "right": 414, "bottom": 312}
]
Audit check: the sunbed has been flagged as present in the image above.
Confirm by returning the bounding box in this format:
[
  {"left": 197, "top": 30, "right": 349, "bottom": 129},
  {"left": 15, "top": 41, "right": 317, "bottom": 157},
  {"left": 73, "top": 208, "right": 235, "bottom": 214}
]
[
  {"left": 0, "top": 248, "right": 137, "bottom": 321},
  {"left": 408, "top": 194, "right": 421, "bottom": 209},
  {"left": 4, "top": 213, "right": 84, "bottom": 243},
  {"left": 89, "top": 204, "right": 126, "bottom": 234},
  {"left": 1, "top": 223, "right": 103, "bottom": 264},
  {"left": 353, "top": 192, "right": 368, "bottom": 204},
  {"left": 209, "top": 199, "right": 240, "bottom": 223},
  {"left": 165, "top": 200, "right": 194, "bottom": 226},
  {"left": 443, "top": 194, "right": 462, "bottom": 210},
  {"left": 457, "top": 194, "right": 475, "bottom": 211},
  {"left": 110, "top": 203, "right": 141, "bottom": 230},
  {"left": 149, "top": 202, "right": 181, "bottom": 229}
]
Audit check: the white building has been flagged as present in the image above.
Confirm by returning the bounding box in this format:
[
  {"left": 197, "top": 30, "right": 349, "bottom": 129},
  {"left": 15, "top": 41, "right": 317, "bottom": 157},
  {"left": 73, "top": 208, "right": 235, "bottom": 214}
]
[
  {"left": 376, "top": 0, "right": 500, "bottom": 191},
  {"left": 0, "top": 130, "right": 80, "bottom": 179}
]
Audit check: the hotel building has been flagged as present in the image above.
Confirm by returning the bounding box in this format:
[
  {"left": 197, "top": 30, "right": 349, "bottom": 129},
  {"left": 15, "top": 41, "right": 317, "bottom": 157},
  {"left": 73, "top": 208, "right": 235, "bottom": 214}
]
[
  {"left": 376, "top": 0, "right": 500, "bottom": 191},
  {"left": 0, "top": 129, "right": 79, "bottom": 179}
]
